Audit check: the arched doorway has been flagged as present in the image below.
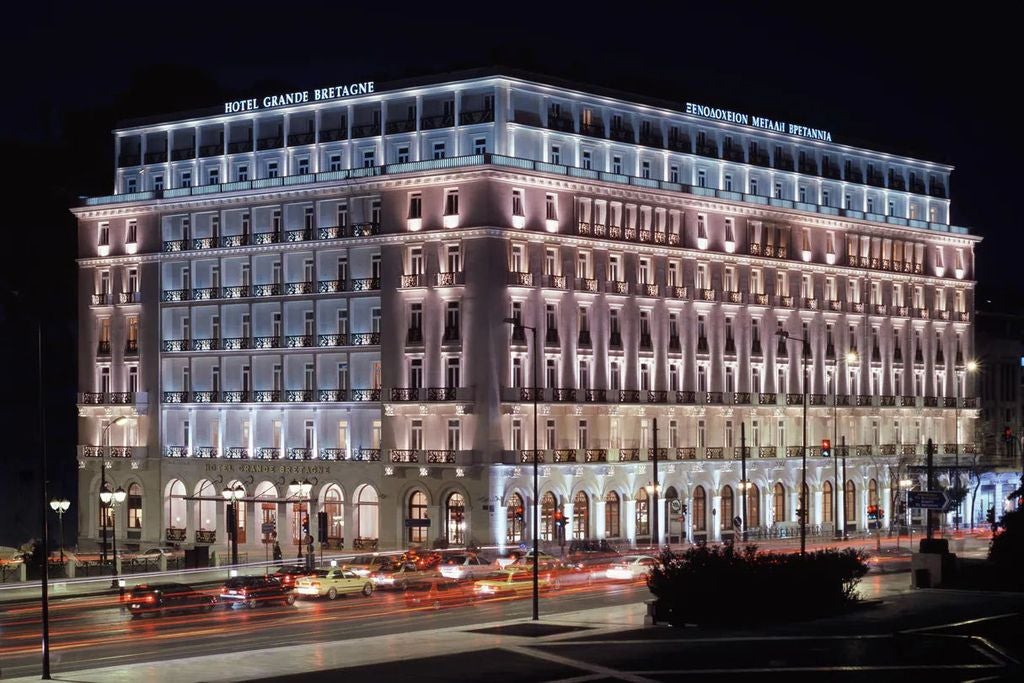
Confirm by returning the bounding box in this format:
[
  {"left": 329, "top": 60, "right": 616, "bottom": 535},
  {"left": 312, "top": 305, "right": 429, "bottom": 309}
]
[
  {"left": 254, "top": 481, "right": 276, "bottom": 546},
  {"left": 693, "top": 485, "right": 707, "bottom": 534},
  {"left": 773, "top": 483, "right": 786, "bottom": 523},
  {"left": 572, "top": 491, "right": 589, "bottom": 540},
  {"left": 194, "top": 480, "right": 217, "bottom": 536},
  {"left": 845, "top": 480, "right": 857, "bottom": 529},
  {"left": 823, "top": 481, "right": 834, "bottom": 524},
  {"left": 635, "top": 487, "right": 650, "bottom": 539},
  {"left": 663, "top": 487, "right": 680, "bottom": 543},
  {"left": 746, "top": 483, "right": 760, "bottom": 529},
  {"left": 868, "top": 478, "right": 879, "bottom": 507},
  {"left": 355, "top": 484, "right": 379, "bottom": 544},
  {"left": 507, "top": 492, "right": 524, "bottom": 543},
  {"left": 322, "top": 484, "right": 344, "bottom": 548},
  {"left": 541, "top": 492, "right": 557, "bottom": 541},
  {"left": 226, "top": 480, "right": 247, "bottom": 544},
  {"left": 408, "top": 490, "right": 429, "bottom": 544},
  {"left": 166, "top": 479, "right": 186, "bottom": 533},
  {"left": 446, "top": 492, "right": 466, "bottom": 545},
  {"left": 721, "top": 485, "right": 735, "bottom": 531},
  {"left": 127, "top": 483, "right": 143, "bottom": 537},
  {"left": 604, "top": 491, "right": 621, "bottom": 538}
]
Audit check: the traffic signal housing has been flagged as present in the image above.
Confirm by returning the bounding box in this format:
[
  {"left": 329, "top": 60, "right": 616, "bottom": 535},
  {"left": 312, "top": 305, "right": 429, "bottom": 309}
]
[
  {"left": 317, "top": 511, "right": 329, "bottom": 543},
  {"left": 301, "top": 513, "right": 310, "bottom": 539},
  {"left": 987, "top": 507, "right": 996, "bottom": 525},
  {"left": 821, "top": 438, "right": 831, "bottom": 458}
]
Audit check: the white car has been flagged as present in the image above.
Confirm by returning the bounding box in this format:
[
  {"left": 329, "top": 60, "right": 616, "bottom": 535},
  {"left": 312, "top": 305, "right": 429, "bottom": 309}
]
[
  {"left": 605, "top": 555, "right": 659, "bottom": 581},
  {"left": 438, "top": 554, "right": 494, "bottom": 580}
]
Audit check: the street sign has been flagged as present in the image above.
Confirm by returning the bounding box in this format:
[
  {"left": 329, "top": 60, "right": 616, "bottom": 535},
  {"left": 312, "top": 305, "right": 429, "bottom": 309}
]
[
  {"left": 261, "top": 522, "right": 276, "bottom": 535},
  {"left": 404, "top": 518, "right": 432, "bottom": 528},
  {"left": 907, "top": 490, "right": 951, "bottom": 511}
]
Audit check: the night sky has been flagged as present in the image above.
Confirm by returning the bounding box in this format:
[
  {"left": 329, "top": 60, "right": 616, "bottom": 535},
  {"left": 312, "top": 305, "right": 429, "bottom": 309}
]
[{"left": 0, "top": 3, "right": 1017, "bottom": 546}]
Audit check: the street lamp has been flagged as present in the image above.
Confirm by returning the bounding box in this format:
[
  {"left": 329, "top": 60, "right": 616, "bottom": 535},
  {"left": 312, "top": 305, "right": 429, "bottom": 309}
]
[
  {"left": 100, "top": 485, "right": 127, "bottom": 588},
  {"left": 777, "top": 329, "right": 809, "bottom": 557},
  {"left": 898, "top": 477, "right": 914, "bottom": 549},
  {"left": 503, "top": 315, "right": 540, "bottom": 621},
  {"left": 953, "top": 359, "right": 978, "bottom": 531},
  {"left": 288, "top": 479, "right": 314, "bottom": 568},
  {"left": 48, "top": 498, "right": 71, "bottom": 563},
  {"left": 221, "top": 485, "right": 245, "bottom": 565},
  {"left": 833, "top": 350, "right": 859, "bottom": 539},
  {"left": 99, "top": 415, "right": 128, "bottom": 567}
]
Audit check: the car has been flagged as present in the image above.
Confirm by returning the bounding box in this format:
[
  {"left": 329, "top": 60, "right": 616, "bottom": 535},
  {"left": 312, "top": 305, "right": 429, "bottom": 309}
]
[
  {"left": 295, "top": 568, "right": 374, "bottom": 599},
  {"left": 510, "top": 549, "right": 566, "bottom": 569},
  {"left": 566, "top": 539, "right": 623, "bottom": 570},
  {"left": 126, "top": 582, "right": 216, "bottom": 618},
  {"left": 605, "top": 555, "right": 660, "bottom": 581},
  {"left": 473, "top": 569, "right": 555, "bottom": 599},
  {"left": 399, "top": 549, "right": 442, "bottom": 570},
  {"left": 404, "top": 577, "right": 476, "bottom": 609},
  {"left": 273, "top": 564, "right": 314, "bottom": 589},
  {"left": 370, "top": 559, "right": 438, "bottom": 590},
  {"left": 438, "top": 553, "right": 495, "bottom": 580},
  {"left": 342, "top": 554, "right": 393, "bottom": 577},
  {"left": 219, "top": 575, "right": 295, "bottom": 608},
  {"left": 138, "top": 547, "right": 182, "bottom": 559}
]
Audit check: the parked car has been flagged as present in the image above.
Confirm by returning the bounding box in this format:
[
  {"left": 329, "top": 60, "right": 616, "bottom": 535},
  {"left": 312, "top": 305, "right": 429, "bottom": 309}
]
[
  {"left": 126, "top": 582, "right": 216, "bottom": 618},
  {"left": 473, "top": 569, "right": 555, "bottom": 599},
  {"left": 273, "top": 564, "right": 314, "bottom": 589},
  {"left": 342, "top": 554, "right": 393, "bottom": 577},
  {"left": 219, "top": 575, "right": 295, "bottom": 608},
  {"left": 295, "top": 568, "right": 374, "bottom": 599},
  {"left": 404, "top": 577, "right": 477, "bottom": 609},
  {"left": 371, "top": 559, "right": 438, "bottom": 590},
  {"left": 138, "top": 547, "right": 183, "bottom": 560},
  {"left": 438, "top": 553, "right": 494, "bottom": 580},
  {"left": 605, "top": 555, "right": 660, "bottom": 581}
]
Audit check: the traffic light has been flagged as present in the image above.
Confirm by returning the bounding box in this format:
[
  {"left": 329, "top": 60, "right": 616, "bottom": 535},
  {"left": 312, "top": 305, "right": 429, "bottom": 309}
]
[
  {"left": 514, "top": 505, "right": 524, "bottom": 522},
  {"left": 1004, "top": 426, "right": 1013, "bottom": 441},
  {"left": 867, "top": 505, "right": 879, "bottom": 521},
  {"left": 681, "top": 503, "right": 688, "bottom": 516},
  {"left": 317, "top": 511, "right": 329, "bottom": 543},
  {"left": 301, "top": 513, "right": 310, "bottom": 539},
  {"left": 986, "top": 507, "right": 996, "bottom": 525},
  {"left": 553, "top": 510, "right": 566, "bottom": 527},
  {"left": 821, "top": 438, "right": 832, "bottom": 458}
]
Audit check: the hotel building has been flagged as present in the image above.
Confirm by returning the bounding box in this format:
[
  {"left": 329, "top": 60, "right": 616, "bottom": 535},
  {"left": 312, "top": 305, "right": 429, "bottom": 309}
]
[{"left": 73, "top": 68, "right": 979, "bottom": 556}]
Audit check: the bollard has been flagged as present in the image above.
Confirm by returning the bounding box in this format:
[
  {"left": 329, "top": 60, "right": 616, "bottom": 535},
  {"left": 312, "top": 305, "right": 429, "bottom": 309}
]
[
  {"left": 18, "top": 563, "right": 27, "bottom": 582},
  {"left": 65, "top": 558, "right": 76, "bottom": 579},
  {"left": 158, "top": 555, "right": 167, "bottom": 572}
]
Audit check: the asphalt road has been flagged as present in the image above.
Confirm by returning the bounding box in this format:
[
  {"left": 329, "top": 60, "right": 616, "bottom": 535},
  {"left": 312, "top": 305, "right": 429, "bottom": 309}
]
[{"left": 0, "top": 574, "right": 654, "bottom": 679}]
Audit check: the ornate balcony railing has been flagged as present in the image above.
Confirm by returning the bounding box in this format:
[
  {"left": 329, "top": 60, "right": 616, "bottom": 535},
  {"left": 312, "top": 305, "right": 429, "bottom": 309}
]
[
  {"left": 460, "top": 108, "right": 494, "bottom": 125},
  {"left": 923, "top": 396, "right": 938, "bottom": 407},
  {"left": 391, "top": 388, "right": 421, "bottom": 401},
  {"left": 254, "top": 390, "right": 281, "bottom": 402},
  {"left": 901, "top": 444, "right": 918, "bottom": 456},
  {"left": 427, "top": 387, "right": 457, "bottom": 401},
  {"left": 286, "top": 281, "right": 314, "bottom": 295},
  {"left": 436, "top": 271, "right": 465, "bottom": 287},
  {"left": 163, "top": 391, "right": 190, "bottom": 403},
  {"left": 350, "top": 277, "right": 380, "bottom": 291},
  {"left": 350, "top": 333, "right": 380, "bottom": 345},
  {"left": 354, "top": 448, "right": 381, "bottom": 461},
  {"left": 676, "top": 390, "right": 696, "bottom": 404},
  {"left": 809, "top": 394, "right": 826, "bottom": 406},
  {"left": 553, "top": 388, "right": 577, "bottom": 402},
  {"left": 553, "top": 449, "right": 577, "bottom": 463},
  {"left": 286, "top": 390, "right": 315, "bottom": 402},
  {"left": 109, "top": 446, "right": 132, "bottom": 458},
  {"left": 317, "top": 334, "right": 348, "bottom": 347},
  {"left": 194, "top": 447, "right": 217, "bottom": 458},
  {"left": 856, "top": 445, "right": 873, "bottom": 457},
  {"left": 785, "top": 393, "right": 803, "bottom": 406},
  {"left": 584, "top": 389, "right": 607, "bottom": 403},
  {"left": 856, "top": 394, "right": 873, "bottom": 407},
  {"left": 319, "top": 448, "right": 348, "bottom": 461},
  {"left": 619, "top": 389, "right": 641, "bottom": 403},
  {"left": 668, "top": 285, "right": 689, "bottom": 299},
  {"left": 192, "top": 391, "right": 218, "bottom": 403},
  {"left": 351, "top": 389, "right": 382, "bottom": 402},
  {"left": 255, "top": 447, "right": 281, "bottom": 460},
  {"left": 786, "top": 446, "right": 804, "bottom": 458},
  {"left": 191, "top": 338, "right": 217, "bottom": 351},
  {"left": 221, "top": 285, "right": 250, "bottom": 299},
  {"left": 427, "top": 450, "right": 457, "bottom": 464},
  {"left": 706, "top": 391, "right": 724, "bottom": 404},
  {"left": 648, "top": 390, "right": 668, "bottom": 403},
  {"left": 222, "top": 391, "right": 251, "bottom": 402},
  {"left": 734, "top": 391, "right": 752, "bottom": 404},
  {"left": 285, "top": 334, "right": 314, "bottom": 348},
  {"left": 318, "top": 389, "right": 349, "bottom": 402},
  {"left": 253, "top": 283, "right": 283, "bottom": 297},
  {"left": 759, "top": 392, "right": 777, "bottom": 405},
  {"left": 218, "top": 337, "right": 249, "bottom": 351},
  {"left": 318, "top": 279, "right": 348, "bottom": 293},
  {"left": 162, "top": 339, "right": 187, "bottom": 352},
  {"left": 835, "top": 394, "right": 851, "bottom": 406},
  {"left": 879, "top": 444, "right": 897, "bottom": 456},
  {"left": 585, "top": 449, "right": 607, "bottom": 462},
  {"left": 163, "top": 446, "right": 188, "bottom": 458},
  {"left": 648, "top": 448, "right": 669, "bottom": 461},
  {"left": 225, "top": 447, "right": 249, "bottom": 459},
  {"left": 943, "top": 397, "right": 957, "bottom": 408},
  {"left": 80, "top": 392, "right": 105, "bottom": 404},
  {"left": 108, "top": 392, "right": 137, "bottom": 404},
  {"left": 519, "top": 388, "right": 541, "bottom": 401},
  {"left": 576, "top": 277, "right": 599, "bottom": 293},
  {"left": 401, "top": 274, "right": 426, "bottom": 288},
  {"left": 963, "top": 397, "right": 978, "bottom": 408},
  {"left": 508, "top": 271, "right": 534, "bottom": 287},
  {"left": 619, "top": 448, "right": 640, "bottom": 461},
  {"left": 519, "top": 449, "right": 544, "bottom": 463},
  {"left": 676, "top": 447, "right": 697, "bottom": 460},
  {"left": 287, "top": 448, "right": 314, "bottom": 460},
  {"left": 542, "top": 274, "right": 568, "bottom": 289},
  {"left": 900, "top": 395, "right": 916, "bottom": 407},
  {"left": 759, "top": 446, "right": 777, "bottom": 458},
  {"left": 253, "top": 336, "right": 282, "bottom": 349},
  {"left": 706, "top": 447, "right": 724, "bottom": 459},
  {"left": 880, "top": 395, "right": 896, "bottom": 407}
]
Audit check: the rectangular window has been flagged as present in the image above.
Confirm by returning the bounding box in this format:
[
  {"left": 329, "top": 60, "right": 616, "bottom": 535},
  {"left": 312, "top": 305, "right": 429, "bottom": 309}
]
[
  {"left": 582, "top": 150, "right": 592, "bottom": 170},
  {"left": 641, "top": 160, "right": 651, "bottom": 179},
  {"left": 473, "top": 137, "right": 487, "bottom": 155},
  {"left": 266, "top": 162, "right": 279, "bottom": 179},
  {"left": 362, "top": 149, "right": 376, "bottom": 168},
  {"left": 670, "top": 165, "right": 679, "bottom": 183},
  {"left": 180, "top": 171, "right": 192, "bottom": 188},
  {"left": 328, "top": 154, "right": 342, "bottom": 172},
  {"left": 545, "top": 193, "right": 558, "bottom": 221},
  {"left": 408, "top": 193, "right": 422, "bottom": 219},
  {"left": 445, "top": 189, "right": 459, "bottom": 216},
  {"left": 446, "top": 357, "right": 460, "bottom": 389},
  {"left": 433, "top": 141, "right": 446, "bottom": 160},
  {"left": 447, "top": 419, "right": 461, "bottom": 451},
  {"left": 612, "top": 155, "right": 622, "bottom": 175},
  {"left": 550, "top": 145, "right": 560, "bottom": 165},
  {"left": 512, "top": 189, "right": 524, "bottom": 217}
]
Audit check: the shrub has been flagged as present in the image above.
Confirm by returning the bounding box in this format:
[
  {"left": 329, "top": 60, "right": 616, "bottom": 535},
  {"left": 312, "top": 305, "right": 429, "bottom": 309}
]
[
  {"left": 988, "top": 508, "right": 1024, "bottom": 590},
  {"left": 647, "top": 543, "right": 868, "bottom": 626}
]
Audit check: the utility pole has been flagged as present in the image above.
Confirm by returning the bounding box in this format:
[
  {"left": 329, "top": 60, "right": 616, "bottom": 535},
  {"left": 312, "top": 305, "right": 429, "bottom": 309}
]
[
  {"left": 926, "top": 438, "right": 935, "bottom": 541},
  {"left": 841, "top": 435, "right": 848, "bottom": 540}
]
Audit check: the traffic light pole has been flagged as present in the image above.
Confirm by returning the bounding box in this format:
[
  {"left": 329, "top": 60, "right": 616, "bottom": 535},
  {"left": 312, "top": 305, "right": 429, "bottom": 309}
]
[
  {"left": 926, "top": 438, "right": 935, "bottom": 541},
  {"left": 741, "top": 422, "right": 748, "bottom": 544},
  {"left": 652, "top": 418, "right": 659, "bottom": 550}
]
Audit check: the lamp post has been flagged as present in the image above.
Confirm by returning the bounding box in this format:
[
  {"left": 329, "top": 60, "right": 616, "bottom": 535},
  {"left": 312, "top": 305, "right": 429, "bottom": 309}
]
[
  {"left": 222, "top": 485, "right": 244, "bottom": 565},
  {"left": 777, "top": 329, "right": 809, "bottom": 557},
  {"left": 100, "top": 485, "right": 127, "bottom": 588},
  {"left": 953, "top": 360, "right": 978, "bottom": 531},
  {"left": 899, "top": 477, "right": 914, "bottom": 549},
  {"left": 49, "top": 498, "right": 71, "bottom": 564},
  {"left": 833, "top": 351, "right": 859, "bottom": 539},
  {"left": 99, "top": 415, "right": 128, "bottom": 567},
  {"left": 503, "top": 316, "right": 540, "bottom": 621},
  {"left": 288, "top": 479, "right": 314, "bottom": 569}
]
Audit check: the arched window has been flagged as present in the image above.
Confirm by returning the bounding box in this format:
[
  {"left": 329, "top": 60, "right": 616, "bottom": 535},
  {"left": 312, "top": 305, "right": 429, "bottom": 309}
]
[
  {"left": 572, "top": 491, "right": 589, "bottom": 540},
  {"left": 446, "top": 492, "right": 466, "bottom": 545},
  {"left": 822, "top": 481, "right": 834, "bottom": 524},
  {"left": 323, "top": 484, "right": 344, "bottom": 546},
  {"left": 845, "top": 480, "right": 857, "bottom": 524},
  {"left": 195, "top": 480, "right": 216, "bottom": 531},
  {"left": 408, "top": 490, "right": 429, "bottom": 543},
  {"left": 721, "top": 485, "right": 734, "bottom": 530},
  {"left": 747, "top": 483, "right": 760, "bottom": 528},
  {"left": 541, "top": 492, "right": 557, "bottom": 541},
  {"left": 226, "top": 480, "right": 247, "bottom": 543},
  {"left": 635, "top": 488, "right": 650, "bottom": 538},
  {"left": 507, "top": 493, "right": 524, "bottom": 543},
  {"left": 868, "top": 478, "right": 878, "bottom": 507},
  {"left": 167, "top": 479, "right": 186, "bottom": 530},
  {"left": 604, "top": 491, "right": 621, "bottom": 537},
  {"left": 693, "top": 486, "right": 707, "bottom": 532},
  {"left": 355, "top": 484, "right": 379, "bottom": 541},
  {"left": 127, "top": 483, "right": 143, "bottom": 530},
  {"left": 254, "top": 481, "right": 276, "bottom": 545},
  {"left": 773, "top": 483, "right": 786, "bottom": 523}
]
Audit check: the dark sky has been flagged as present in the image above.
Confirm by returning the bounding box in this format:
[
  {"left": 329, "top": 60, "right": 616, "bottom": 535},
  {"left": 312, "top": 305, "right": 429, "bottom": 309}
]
[{"left": 0, "top": 2, "right": 1018, "bottom": 545}]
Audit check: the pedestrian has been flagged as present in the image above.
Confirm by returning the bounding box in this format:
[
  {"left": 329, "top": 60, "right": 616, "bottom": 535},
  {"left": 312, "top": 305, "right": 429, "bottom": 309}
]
[{"left": 272, "top": 541, "right": 282, "bottom": 561}]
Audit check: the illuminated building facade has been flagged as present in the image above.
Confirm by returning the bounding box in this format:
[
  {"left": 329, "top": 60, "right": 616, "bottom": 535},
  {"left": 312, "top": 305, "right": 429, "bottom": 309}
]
[{"left": 74, "top": 69, "right": 978, "bottom": 555}]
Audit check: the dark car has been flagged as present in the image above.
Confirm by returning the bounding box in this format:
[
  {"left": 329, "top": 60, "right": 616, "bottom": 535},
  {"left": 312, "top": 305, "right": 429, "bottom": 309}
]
[
  {"left": 404, "top": 577, "right": 476, "bottom": 609},
  {"left": 126, "top": 582, "right": 216, "bottom": 618},
  {"left": 219, "top": 575, "right": 295, "bottom": 609},
  {"left": 566, "top": 539, "right": 623, "bottom": 570},
  {"left": 273, "top": 564, "right": 314, "bottom": 589}
]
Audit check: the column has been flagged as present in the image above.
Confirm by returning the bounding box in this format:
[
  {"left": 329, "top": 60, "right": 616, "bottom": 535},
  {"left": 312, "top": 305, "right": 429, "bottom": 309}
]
[
  {"left": 625, "top": 499, "right": 637, "bottom": 546},
  {"left": 562, "top": 501, "right": 574, "bottom": 550},
  {"left": 494, "top": 505, "right": 507, "bottom": 553},
  {"left": 814, "top": 489, "right": 823, "bottom": 528},
  {"left": 344, "top": 498, "right": 357, "bottom": 551},
  {"left": 711, "top": 494, "right": 721, "bottom": 542},
  {"left": 860, "top": 485, "right": 869, "bottom": 531},
  {"left": 594, "top": 499, "right": 606, "bottom": 540},
  {"left": 655, "top": 497, "right": 667, "bottom": 546},
  {"left": 452, "top": 90, "right": 461, "bottom": 156}
]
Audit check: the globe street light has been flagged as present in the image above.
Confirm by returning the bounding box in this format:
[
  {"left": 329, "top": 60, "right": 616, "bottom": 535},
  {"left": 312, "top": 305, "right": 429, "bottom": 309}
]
[
  {"left": 289, "top": 479, "right": 315, "bottom": 568},
  {"left": 776, "top": 329, "right": 810, "bottom": 557},
  {"left": 100, "top": 485, "right": 127, "bottom": 588},
  {"left": 503, "top": 315, "right": 540, "bottom": 621},
  {"left": 99, "top": 415, "right": 128, "bottom": 566},
  {"left": 222, "top": 485, "right": 245, "bottom": 565},
  {"left": 48, "top": 498, "right": 71, "bottom": 564}
]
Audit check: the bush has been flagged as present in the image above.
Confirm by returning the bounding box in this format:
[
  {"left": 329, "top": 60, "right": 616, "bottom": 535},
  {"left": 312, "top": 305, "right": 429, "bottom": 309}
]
[
  {"left": 988, "top": 508, "right": 1024, "bottom": 590},
  {"left": 647, "top": 543, "right": 868, "bottom": 626}
]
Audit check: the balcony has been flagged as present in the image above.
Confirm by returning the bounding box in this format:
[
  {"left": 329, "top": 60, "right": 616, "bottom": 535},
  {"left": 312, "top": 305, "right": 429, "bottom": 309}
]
[
  {"left": 222, "top": 391, "right": 251, "bottom": 402},
  {"left": 758, "top": 446, "right": 777, "bottom": 458},
  {"left": 192, "top": 391, "right": 219, "bottom": 403},
  {"left": 669, "top": 336, "right": 681, "bottom": 353},
  {"left": 319, "top": 127, "right": 346, "bottom": 142},
  {"left": 579, "top": 389, "right": 604, "bottom": 403},
  {"left": 286, "top": 390, "right": 315, "bottom": 402},
  {"left": 696, "top": 142, "right": 718, "bottom": 158},
  {"left": 676, "top": 447, "right": 697, "bottom": 460},
  {"left": 856, "top": 394, "right": 873, "bottom": 406},
  {"left": 700, "top": 288, "right": 718, "bottom": 302},
  {"left": 401, "top": 273, "right": 426, "bottom": 288},
  {"left": 639, "top": 131, "right": 663, "bottom": 148},
  {"left": 385, "top": 119, "right": 416, "bottom": 135},
  {"left": 437, "top": 271, "right": 465, "bottom": 287},
  {"left": 318, "top": 389, "right": 349, "bottom": 402},
  {"left": 163, "top": 391, "right": 190, "bottom": 403},
  {"left": 541, "top": 274, "right": 568, "bottom": 289},
  {"left": 648, "top": 447, "right": 669, "bottom": 461},
  {"left": 786, "top": 393, "right": 803, "bottom": 406},
  {"left": 553, "top": 449, "right": 577, "bottom": 463},
  {"left": 619, "top": 448, "right": 640, "bottom": 462},
  {"left": 421, "top": 113, "right": 455, "bottom": 130},
  {"left": 287, "top": 131, "right": 316, "bottom": 146},
  {"left": 350, "top": 277, "right": 380, "bottom": 291},
  {"left": 319, "top": 448, "right": 348, "bottom": 461},
  {"left": 281, "top": 334, "right": 313, "bottom": 349},
  {"left": 253, "top": 335, "right": 282, "bottom": 349},
  {"left": 584, "top": 449, "right": 607, "bottom": 462},
  {"left": 427, "top": 450, "right": 457, "bottom": 464},
  {"left": 194, "top": 446, "right": 217, "bottom": 458},
  {"left": 351, "top": 332, "right": 381, "bottom": 345},
  {"left": 353, "top": 448, "right": 381, "bottom": 461},
  {"left": 758, "top": 392, "right": 777, "bottom": 405},
  {"left": 170, "top": 147, "right": 195, "bottom": 161},
  {"left": 407, "top": 327, "right": 424, "bottom": 345},
  {"left": 255, "top": 448, "right": 281, "bottom": 460},
  {"left": 227, "top": 140, "right": 253, "bottom": 154},
  {"left": 518, "top": 387, "right": 541, "bottom": 401},
  {"left": 391, "top": 388, "right": 421, "bottom": 402},
  {"left": 552, "top": 388, "right": 577, "bottom": 402},
  {"left": 163, "top": 446, "right": 188, "bottom": 458},
  {"left": 706, "top": 391, "right": 724, "bottom": 404},
  {"left": 287, "top": 448, "right": 314, "bottom": 460},
  {"left": 545, "top": 328, "right": 560, "bottom": 346},
  {"left": 676, "top": 390, "right": 696, "bottom": 404},
  {"left": 460, "top": 108, "right": 494, "bottom": 125},
  {"left": 547, "top": 115, "right": 575, "bottom": 132},
  {"left": 809, "top": 394, "right": 826, "bottom": 406},
  {"left": 706, "top": 447, "right": 724, "bottom": 460},
  {"left": 222, "top": 447, "right": 248, "bottom": 459},
  {"left": 519, "top": 450, "right": 545, "bottom": 463},
  {"left": 639, "top": 334, "right": 653, "bottom": 351},
  {"left": 508, "top": 271, "right": 534, "bottom": 287},
  {"left": 254, "top": 390, "right": 282, "bottom": 402},
  {"left": 256, "top": 136, "right": 283, "bottom": 151},
  {"left": 786, "top": 446, "right": 804, "bottom": 458},
  {"left": 442, "top": 326, "right": 461, "bottom": 344},
  {"left": 351, "top": 389, "right": 382, "bottom": 402},
  {"left": 879, "top": 395, "right": 896, "bottom": 407},
  {"left": 648, "top": 390, "right": 668, "bottom": 404},
  {"left": 427, "top": 387, "right": 457, "bottom": 401},
  {"left": 856, "top": 445, "right": 874, "bottom": 457},
  {"left": 667, "top": 135, "right": 690, "bottom": 153},
  {"left": 733, "top": 391, "right": 752, "bottom": 404},
  {"left": 608, "top": 280, "right": 629, "bottom": 295},
  {"left": 722, "top": 146, "right": 744, "bottom": 162},
  {"left": 668, "top": 286, "right": 689, "bottom": 300},
  {"left": 579, "top": 121, "right": 605, "bottom": 138},
  {"left": 144, "top": 150, "right": 167, "bottom": 164},
  {"left": 619, "top": 389, "right": 641, "bottom": 403}
]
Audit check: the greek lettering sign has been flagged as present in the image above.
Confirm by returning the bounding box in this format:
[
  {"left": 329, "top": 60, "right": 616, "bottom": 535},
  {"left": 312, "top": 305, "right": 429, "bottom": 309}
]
[
  {"left": 685, "top": 102, "right": 833, "bottom": 142},
  {"left": 907, "top": 490, "right": 951, "bottom": 511}
]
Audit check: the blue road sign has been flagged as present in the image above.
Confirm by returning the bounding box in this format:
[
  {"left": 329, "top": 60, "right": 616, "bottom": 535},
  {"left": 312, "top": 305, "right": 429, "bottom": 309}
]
[{"left": 907, "top": 490, "right": 951, "bottom": 511}]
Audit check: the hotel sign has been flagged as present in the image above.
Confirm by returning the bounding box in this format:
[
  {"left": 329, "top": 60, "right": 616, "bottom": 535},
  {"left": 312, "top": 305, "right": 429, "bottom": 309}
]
[
  {"left": 203, "top": 462, "right": 333, "bottom": 475},
  {"left": 224, "top": 81, "right": 376, "bottom": 114},
  {"left": 685, "top": 102, "right": 833, "bottom": 142}
]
